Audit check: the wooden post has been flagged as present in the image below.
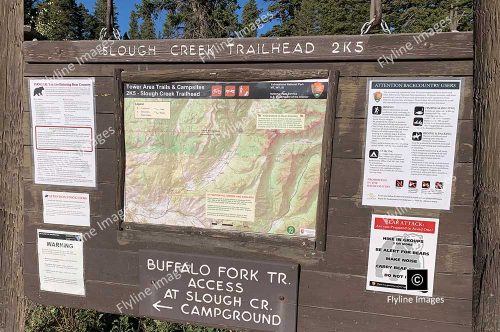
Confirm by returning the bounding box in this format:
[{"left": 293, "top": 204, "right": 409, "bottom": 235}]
[
  {"left": 0, "top": 0, "right": 25, "bottom": 331},
  {"left": 106, "top": 0, "right": 114, "bottom": 37},
  {"left": 473, "top": 1, "right": 500, "bottom": 331},
  {"left": 370, "top": 0, "right": 382, "bottom": 26}
]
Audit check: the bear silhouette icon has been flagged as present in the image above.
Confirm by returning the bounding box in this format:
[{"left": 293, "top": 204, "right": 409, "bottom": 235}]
[{"left": 33, "top": 86, "right": 44, "bottom": 96}]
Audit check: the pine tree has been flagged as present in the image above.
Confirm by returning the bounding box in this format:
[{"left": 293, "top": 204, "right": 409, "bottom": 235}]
[
  {"left": 264, "top": 0, "right": 472, "bottom": 37},
  {"left": 211, "top": 0, "right": 240, "bottom": 38},
  {"left": 34, "top": 0, "right": 93, "bottom": 40},
  {"left": 294, "top": 0, "right": 320, "bottom": 35},
  {"left": 292, "top": 0, "right": 370, "bottom": 36},
  {"left": 318, "top": 0, "right": 370, "bottom": 35},
  {"left": 384, "top": 0, "right": 473, "bottom": 33},
  {"left": 241, "top": 0, "right": 261, "bottom": 37},
  {"left": 140, "top": 12, "right": 157, "bottom": 39},
  {"left": 139, "top": 0, "right": 239, "bottom": 39},
  {"left": 75, "top": 4, "right": 95, "bottom": 40},
  {"left": 128, "top": 10, "right": 140, "bottom": 39},
  {"left": 163, "top": 11, "right": 183, "bottom": 38},
  {"left": 263, "top": 0, "right": 302, "bottom": 36}
]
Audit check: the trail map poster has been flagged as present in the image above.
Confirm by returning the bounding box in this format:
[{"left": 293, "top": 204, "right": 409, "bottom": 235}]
[{"left": 124, "top": 80, "right": 329, "bottom": 237}]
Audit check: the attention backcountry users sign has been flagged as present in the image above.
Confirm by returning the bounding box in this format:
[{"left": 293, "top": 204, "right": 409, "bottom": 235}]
[{"left": 139, "top": 251, "right": 299, "bottom": 331}]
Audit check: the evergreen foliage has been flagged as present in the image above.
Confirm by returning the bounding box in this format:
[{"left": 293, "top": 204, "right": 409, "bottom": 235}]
[
  {"left": 136, "top": 0, "right": 240, "bottom": 39},
  {"left": 34, "top": 0, "right": 94, "bottom": 40},
  {"left": 128, "top": 10, "right": 140, "bottom": 39},
  {"left": 264, "top": 0, "right": 472, "bottom": 36},
  {"left": 25, "top": 0, "right": 473, "bottom": 41},
  {"left": 263, "top": 0, "right": 302, "bottom": 36},
  {"left": 384, "top": 0, "right": 473, "bottom": 33},
  {"left": 241, "top": 0, "right": 261, "bottom": 36},
  {"left": 140, "top": 12, "right": 157, "bottom": 39}
]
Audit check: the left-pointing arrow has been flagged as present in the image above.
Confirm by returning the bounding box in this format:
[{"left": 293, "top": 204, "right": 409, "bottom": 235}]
[{"left": 153, "top": 300, "right": 173, "bottom": 312}]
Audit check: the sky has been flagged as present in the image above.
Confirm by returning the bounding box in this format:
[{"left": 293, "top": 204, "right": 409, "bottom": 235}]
[{"left": 77, "top": 0, "right": 274, "bottom": 37}]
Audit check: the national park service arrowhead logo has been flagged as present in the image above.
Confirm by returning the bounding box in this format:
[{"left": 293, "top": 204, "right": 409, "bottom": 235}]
[
  {"left": 373, "top": 91, "right": 383, "bottom": 102},
  {"left": 311, "top": 82, "right": 325, "bottom": 98}
]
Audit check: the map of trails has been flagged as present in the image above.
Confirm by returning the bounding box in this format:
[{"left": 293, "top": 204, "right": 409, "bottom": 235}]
[{"left": 124, "top": 80, "right": 329, "bottom": 238}]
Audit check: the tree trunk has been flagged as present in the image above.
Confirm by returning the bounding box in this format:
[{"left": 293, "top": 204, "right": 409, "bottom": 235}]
[
  {"left": 0, "top": 0, "right": 25, "bottom": 331},
  {"left": 473, "top": 1, "right": 500, "bottom": 331}
]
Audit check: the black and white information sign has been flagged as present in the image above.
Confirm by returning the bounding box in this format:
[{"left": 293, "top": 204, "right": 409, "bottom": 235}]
[
  {"left": 362, "top": 79, "right": 462, "bottom": 210},
  {"left": 37, "top": 230, "right": 85, "bottom": 296},
  {"left": 139, "top": 251, "right": 299, "bottom": 331},
  {"left": 42, "top": 191, "right": 90, "bottom": 227},
  {"left": 29, "top": 78, "right": 96, "bottom": 187}
]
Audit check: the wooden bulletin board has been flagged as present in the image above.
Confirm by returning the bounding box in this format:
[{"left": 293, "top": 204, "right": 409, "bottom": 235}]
[{"left": 23, "top": 32, "right": 473, "bottom": 332}]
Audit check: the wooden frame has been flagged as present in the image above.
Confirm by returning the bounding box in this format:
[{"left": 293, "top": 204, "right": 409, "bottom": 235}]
[
  {"left": 117, "top": 68, "right": 338, "bottom": 252},
  {"left": 114, "top": 68, "right": 124, "bottom": 230},
  {"left": 22, "top": 33, "right": 474, "bottom": 332}
]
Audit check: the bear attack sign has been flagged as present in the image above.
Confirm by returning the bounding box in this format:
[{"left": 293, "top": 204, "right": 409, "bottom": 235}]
[{"left": 366, "top": 215, "right": 439, "bottom": 297}]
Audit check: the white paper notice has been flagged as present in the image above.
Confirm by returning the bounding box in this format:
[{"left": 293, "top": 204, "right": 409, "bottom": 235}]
[
  {"left": 30, "top": 78, "right": 96, "bottom": 187},
  {"left": 42, "top": 191, "right": 90, "bottom": 227},
  {"left": 366, "top": 215, "right": 439, "bottom": 297},
  {"left": 205, "top": 193, "right": 256, "bottom": 222},
  {"left": 362, "top": 79, "right": 462, "bottom": 210},
  {"left": 37, "top": 230, "right": 85, "bottom": 296}
]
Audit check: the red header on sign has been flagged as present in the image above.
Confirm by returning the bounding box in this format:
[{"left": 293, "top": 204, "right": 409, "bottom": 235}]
[{"left": 374, "top": 217, "right": 436, "bottom": 234}]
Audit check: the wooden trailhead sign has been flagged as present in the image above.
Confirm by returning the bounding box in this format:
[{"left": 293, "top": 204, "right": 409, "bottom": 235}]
[
  {"left": 23, "top": 32, "right": 474, "bottom": 332},
  {"left": 138, "top": 251, "right": 299, "bottom": 331}
]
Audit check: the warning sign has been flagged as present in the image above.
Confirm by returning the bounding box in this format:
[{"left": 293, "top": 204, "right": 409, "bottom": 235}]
[{"left": 366, "top": 215, "right": 439, "bottom": 297}]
